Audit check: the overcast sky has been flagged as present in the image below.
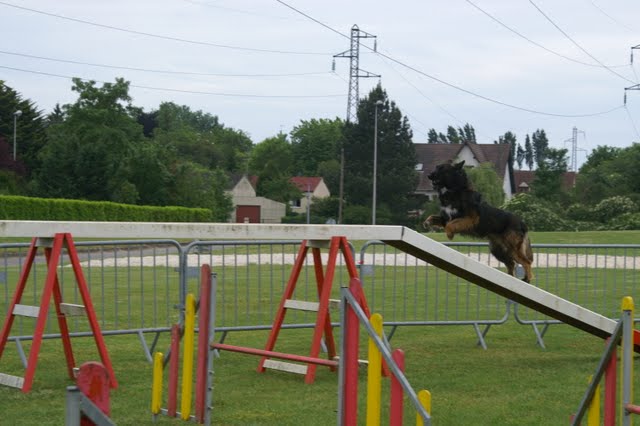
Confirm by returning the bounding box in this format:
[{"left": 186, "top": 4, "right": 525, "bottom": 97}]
[{"left": 2, "top": 0, "right": 639, "bottom": 169}]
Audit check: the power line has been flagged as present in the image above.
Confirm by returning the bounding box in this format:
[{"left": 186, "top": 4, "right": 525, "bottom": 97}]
[
  {"left": 588, "top": 0, "right": 637, "bottom": 34},
  {"left": 624, "top": 105, "right": 640, "bottom": 140},
  {"left": 528, "top": 0, "right": 637, "bottom": 85},
  {"left": 0, "top": 49, "right": 332, "bottom": 78},
  {"left": 182, "top": 0, "right": 303, "bottom": 22},
  {"left": 465, "top": 0, "right": 628, "bottom": 69},
  {"left": 274, "top": 0, "right": 350, "bottom": 40},
  {"left": 376, "top": 55, "right": 470, "bottom": 134},
  {"left": 0, "top": 65, "right": 346, "bottom": 99},
  {"left": 274, "top": 0, "right": 627, "bottom": 119},
  {"left": 0, "top": 1, "right": 328, "bottom": 56},
  {"left": 374, "top": 49, "right": 625, "bottom": 118}
]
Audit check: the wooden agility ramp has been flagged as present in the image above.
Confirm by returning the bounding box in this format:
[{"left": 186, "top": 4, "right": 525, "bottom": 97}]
[{"left": 0, "top": 221, "right": 632, "bottom": 344}]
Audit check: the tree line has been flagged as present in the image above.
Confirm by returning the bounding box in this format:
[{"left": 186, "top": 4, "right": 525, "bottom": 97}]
[{"left": 1, "top": 78, "right": 638, "bottom": 229}]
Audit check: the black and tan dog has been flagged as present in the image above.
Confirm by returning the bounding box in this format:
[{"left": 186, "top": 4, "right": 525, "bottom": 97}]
[{"left": 424, "top": 161, "right": 534, "bottom": 282}]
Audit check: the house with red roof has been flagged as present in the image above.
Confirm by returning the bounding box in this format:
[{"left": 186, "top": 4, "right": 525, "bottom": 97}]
[
  {"left": 227, "top": 174, "right": 286, "bottom": 223},
  {"left": 513, "top": 170, "right": 577, "bottom": 194},
  {"left": 288, "top": 176, "right": 330, "bottom": 215},
  {"left": 414, "top": 142, "right": 515, "bottom": 201}
]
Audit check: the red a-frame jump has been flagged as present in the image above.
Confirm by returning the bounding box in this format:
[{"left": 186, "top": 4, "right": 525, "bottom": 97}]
[
  {"left": 256, "top": 236, "right": 370, "bottom": 383},
  {"left": 0, "top": 233, "right": 117, "bottom": 393}
]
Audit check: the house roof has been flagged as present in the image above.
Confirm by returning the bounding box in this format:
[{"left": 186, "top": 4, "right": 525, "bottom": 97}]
[
  {"left": 228, "top": 173, "right": 258, "bottom": 190},
  {"left": 414, "top": 142, "right": 512, "bottom": 193},
  {"left": 289, "top": 176, "right": 323, "bottom": 192},
  {"left": 513, "top": 170, "right": 577, "bottom": 190}
]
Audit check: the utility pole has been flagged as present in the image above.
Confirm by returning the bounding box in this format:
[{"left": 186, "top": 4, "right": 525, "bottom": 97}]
[
  {"left": 333, "top": 25, "right": 380, "bottom": 223},
  {"left": 563, "top": 126, "right": 586, "bottom": 173},
  {"left": 624, "top": 45, "right": 640, "bottom": 104}
]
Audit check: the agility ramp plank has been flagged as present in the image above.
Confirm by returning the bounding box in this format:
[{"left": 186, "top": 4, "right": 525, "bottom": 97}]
[
  {"left": 0, "top": 220, "right": 404, "bottom": 241},
  {"left": 385, "top": 228, "right": 620, "bottom": 341}
]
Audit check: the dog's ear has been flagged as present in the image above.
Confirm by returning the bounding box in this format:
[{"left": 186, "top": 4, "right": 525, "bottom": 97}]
[{"left": 455, "top": 160, "right": 465, "bottom": 169}]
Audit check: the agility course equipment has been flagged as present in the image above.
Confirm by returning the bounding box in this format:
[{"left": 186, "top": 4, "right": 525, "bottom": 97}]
[
  {"left": 65, "top": 361, "right": 114, "bottom": 426},
  {"left": 1, "top": 221, "right": 634, "bottom": 347},
  {"left": 211, "top": 236, "right": 372, "bottom": 383},
  {"left": 3, "top": 221, "right": 640, "bottom": 423},
  {"left": 571, "top": 297, "right": 640, "bottom": 426},
  {"left": 0, "top": 232, "right": 116, "bottom": 393},
  {"left": 151, "top": 264, "right": 215, "bottom": 425},
  {"left": 339, "top": 277, "right": 431, "bottom": 425}
]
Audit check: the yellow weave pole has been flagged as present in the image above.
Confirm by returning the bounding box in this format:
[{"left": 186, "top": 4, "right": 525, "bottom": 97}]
[
  {"left": 151, "top": 351, "right": 164, "bottom": 415},
  {"left": 181, "top": 294, "right": 196, "bottom": 420},
  {"left": 621, "top": 296, "right": 635, "bottom": 426},
  {"left": 366, "top": 313, "right": 384, "bottom": 426},
  {"left": 416, "top": 389, "right": 431, "bottom": 426},
  {"left": 586, "top": 375, "right": 600, "bottom": 426}
]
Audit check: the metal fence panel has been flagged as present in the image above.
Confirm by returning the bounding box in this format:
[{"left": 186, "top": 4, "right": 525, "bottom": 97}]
[
  {"left": 0, "top": 240, "right": 183, "bottom": 341},
  {"left": 182, "top": 240, "right": 353, "bottom": 332},
  {"left": 1, "top": 237, "right": 638, "bottom": 351},
  {"left": 513, "top": 244, "right": 640, "bottom": 324},
  {"left": 359, "top": 241, "right": 509, "bottom": 326}
]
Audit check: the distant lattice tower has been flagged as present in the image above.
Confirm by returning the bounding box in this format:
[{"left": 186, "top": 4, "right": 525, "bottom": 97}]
[{"left": 334, "top": 25, "right": 380, "bottom": 123}]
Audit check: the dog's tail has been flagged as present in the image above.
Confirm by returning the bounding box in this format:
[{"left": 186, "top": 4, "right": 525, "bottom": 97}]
[{"left": 518, "top": 220, "right": 533, "bottom": 262}]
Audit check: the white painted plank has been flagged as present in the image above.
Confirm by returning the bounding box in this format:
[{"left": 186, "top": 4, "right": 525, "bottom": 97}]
[
  {"left": 0, "top": 221, "right": 404, "bottom": 241},
  {"left": 262, "top": 360, "right": 307, "bottom": 375},
  {"left": 284, "top": 300, "right": 319, "bottom": 312},
  {"left": 60, "top": 303, "right": 85, "bottom": 316},
  {"left": 388, "top": 228, "right": 618, "bottom": 339},
  {"left": 0, "top": 373, "right": 24, "bottom": 389},
  {"left": 13, "top": 304, "right": 39, "bottom": 318}
]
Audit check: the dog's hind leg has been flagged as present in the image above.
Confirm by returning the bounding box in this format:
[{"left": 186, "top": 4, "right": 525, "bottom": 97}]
[
  {"left": 489, "top": 239, "right": 516, "bottom": 278},
  {"left": 444, "top": 215, "right": 479, "bottom": 240},
  {"left": 513, "top": 235, "right": 534, "bottom": 283}
]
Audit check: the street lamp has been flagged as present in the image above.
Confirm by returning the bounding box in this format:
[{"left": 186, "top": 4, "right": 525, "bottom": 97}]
[
  {"left": 372, "top": 100, "right": 383, "bottom": 225},
  {"left": 13, "top": 110, "right": 22, "bottom": 161}
]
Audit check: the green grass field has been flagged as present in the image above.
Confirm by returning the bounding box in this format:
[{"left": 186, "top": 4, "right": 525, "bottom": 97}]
[{"left": 0, "top": 230, "right": 638, "bottom": 425}]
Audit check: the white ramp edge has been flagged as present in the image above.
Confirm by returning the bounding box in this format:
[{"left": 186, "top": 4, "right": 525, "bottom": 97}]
[
  {"left": 0, "top": 220, "right": 619, "bottom": 340},
  {"left": 0, "top": 220, "right": 404, "bottom": 241},
  {"left": 386, "top": 227, "right": 617, "bottom": 340}
]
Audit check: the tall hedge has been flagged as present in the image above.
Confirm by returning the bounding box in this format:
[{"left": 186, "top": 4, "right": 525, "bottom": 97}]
[{"left": 0, "top": 195, "right": 214, "bottom": 222}]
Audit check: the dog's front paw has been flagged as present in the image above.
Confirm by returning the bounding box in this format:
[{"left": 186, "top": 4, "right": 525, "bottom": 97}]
[{"left": 444, "top": 225, "right": 455, "bottom": 240}]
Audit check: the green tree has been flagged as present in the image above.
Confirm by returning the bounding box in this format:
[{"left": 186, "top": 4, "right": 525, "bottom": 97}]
[
  {"left": 290, "top": 118, "right": 343, "bottom": 176},
  {"left": 516, "top": 143, "right": 525, "bottom": 169},
  {"left": 152, "top": 102, "right": 223, "bottom": 169},
  {"left": 495, "top": 131, "right": 517, "bottom": 170},
  {"left": 574, "top": 144, "right": 640, "bottom": 205},
  {"left": 248, "top": 133, "right": 299, "bottom": 202},
  {"left": 343, "top": 84, "right": 417, "bottom": 224},
  {"left": 0, "top": 81, "right": 47, "bottom": 179},
  {"left": 467, "top": 163, "right": 505, "bottom": 207},
  {"left": 427, "top": 129, "right": 447, "bottom": 144},
  {"left": 169, "top": 162, "right": 233, "bottom": 220},
  {"left": 446, "top": 126, "right": 461, "bottom": 144},
  {"left": 524, "top": 135, "right": 534, "bottom": 170},
  {"left": 460, "top": 123, "right": 476, "bottom": 143},
  {"left": 531, "top": 147, "right": 568, "bottom": 203},
  {"left": 213, "top": 126, "right": 252, "bottom": 173},
  {"left": 317, "top": 159, "right": 341, "bottom": 195},
  {"left": 34, "top": 78, "right": 144, "bottom": 202},
  {"left": 532, "top": 129, "right": 549, "bottom": 168}
]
